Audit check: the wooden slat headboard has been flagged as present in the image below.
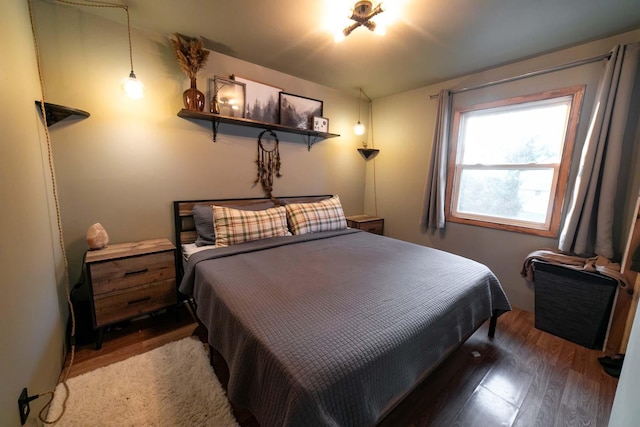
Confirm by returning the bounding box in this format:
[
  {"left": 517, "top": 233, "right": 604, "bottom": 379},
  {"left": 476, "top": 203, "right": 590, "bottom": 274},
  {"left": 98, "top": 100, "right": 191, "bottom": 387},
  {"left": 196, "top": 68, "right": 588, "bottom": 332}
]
[{"left": 173, "top": 195, "right": 332, "bottom": 281}]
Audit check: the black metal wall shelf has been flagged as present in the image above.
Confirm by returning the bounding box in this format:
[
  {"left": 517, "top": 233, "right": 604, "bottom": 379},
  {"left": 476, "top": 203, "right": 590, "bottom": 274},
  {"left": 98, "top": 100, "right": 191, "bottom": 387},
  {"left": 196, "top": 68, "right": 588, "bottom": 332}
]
[
  {"left": 35, "top": 101, "right": 90, "bottom": 127},
  {"left": 357, "top": 148, "right": 380, "bottom": 160},
  {"left": 177, "top": 109, "right": 340, "bottom": 150}
]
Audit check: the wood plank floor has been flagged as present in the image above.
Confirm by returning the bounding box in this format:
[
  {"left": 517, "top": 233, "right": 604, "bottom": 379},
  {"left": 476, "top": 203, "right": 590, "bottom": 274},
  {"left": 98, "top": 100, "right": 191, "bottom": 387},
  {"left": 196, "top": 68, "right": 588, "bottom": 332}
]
[
  {"left": 61, "top": 306, "right": 619, "bottom": 426},
  {"left": 379, "top": 308, "right": 619, "bottom": 427}
]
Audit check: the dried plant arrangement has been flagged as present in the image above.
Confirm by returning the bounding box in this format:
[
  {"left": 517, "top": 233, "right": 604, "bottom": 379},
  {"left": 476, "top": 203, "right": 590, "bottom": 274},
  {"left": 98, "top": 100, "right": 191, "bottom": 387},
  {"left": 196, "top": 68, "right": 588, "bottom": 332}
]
[{"left": 170, "top": 33, "right": 210, "bottom": 79}]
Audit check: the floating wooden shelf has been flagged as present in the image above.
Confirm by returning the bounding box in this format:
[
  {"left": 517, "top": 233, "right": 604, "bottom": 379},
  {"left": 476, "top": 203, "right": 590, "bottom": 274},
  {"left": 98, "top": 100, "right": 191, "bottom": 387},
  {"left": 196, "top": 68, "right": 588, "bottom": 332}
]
[
  {"left": 357, "top": 148, "right": 380, "bottom": 160},
  {"left": 35, "top": 101, "right": 90, "bottom": 127},
  {"left": 177, "top": 109, "right": 340, "bottom": 150}
]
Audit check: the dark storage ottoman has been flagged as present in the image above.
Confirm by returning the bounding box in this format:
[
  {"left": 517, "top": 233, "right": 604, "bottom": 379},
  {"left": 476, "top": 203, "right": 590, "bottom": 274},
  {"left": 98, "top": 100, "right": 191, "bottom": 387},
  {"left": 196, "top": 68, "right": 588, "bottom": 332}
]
[{"left": 533, "top": 260, "right": 617, "bottom": 349}]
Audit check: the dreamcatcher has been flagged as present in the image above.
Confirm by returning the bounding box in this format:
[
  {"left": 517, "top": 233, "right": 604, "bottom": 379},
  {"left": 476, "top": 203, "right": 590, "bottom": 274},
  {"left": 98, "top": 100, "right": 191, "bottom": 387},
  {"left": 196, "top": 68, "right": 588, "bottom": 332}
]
[{"left": 255, "top": 130, "right": 281, "bottom": 197}]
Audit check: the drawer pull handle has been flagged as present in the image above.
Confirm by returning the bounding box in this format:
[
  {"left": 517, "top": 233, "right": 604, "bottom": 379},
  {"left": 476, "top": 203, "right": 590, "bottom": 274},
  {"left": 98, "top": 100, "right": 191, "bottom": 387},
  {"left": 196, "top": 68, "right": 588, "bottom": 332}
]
[
  {"left": 128, "top": 296, "right": 151, "bottom": 305},
  {"left": 124, "top": 268, "right": 148, "bottom": 276}
]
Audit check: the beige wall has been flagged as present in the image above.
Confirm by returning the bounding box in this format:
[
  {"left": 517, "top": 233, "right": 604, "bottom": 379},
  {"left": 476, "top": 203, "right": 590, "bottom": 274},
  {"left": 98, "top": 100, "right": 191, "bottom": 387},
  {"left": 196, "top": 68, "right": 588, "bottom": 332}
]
[
  {"left": 0, "top": 1, "right": 66, "bottom": 425},
  {"left": 366, "top": 29, "right": 640, "bottom": 311},
  {"left": 32, "top": 1, "right": 366, "bottom": 283}
]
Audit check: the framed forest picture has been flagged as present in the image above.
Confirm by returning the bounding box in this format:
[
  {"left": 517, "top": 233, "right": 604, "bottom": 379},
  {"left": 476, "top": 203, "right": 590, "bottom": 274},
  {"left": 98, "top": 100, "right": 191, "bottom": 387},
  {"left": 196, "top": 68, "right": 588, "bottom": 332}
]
[{"left": 231, "top": 75, "right": 282, "bottom": 124}]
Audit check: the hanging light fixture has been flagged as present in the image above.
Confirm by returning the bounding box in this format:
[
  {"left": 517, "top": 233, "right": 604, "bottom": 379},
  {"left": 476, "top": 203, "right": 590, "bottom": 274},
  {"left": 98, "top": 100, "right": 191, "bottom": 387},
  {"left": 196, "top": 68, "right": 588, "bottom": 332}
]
[
  {"left": 354, "top": 88, "right": 366, "bottom": 136},
  {"left": 119, "top": 5, "right": 144, "bottom": 99},
  {"left": 335, "top": 1, "right": 385, "bottom": 42},
  {"left": 57, "top": 0, "right": 144, "bottom": 99},
  {"left": 354, "top": 88, "right": 379, "bottom": 160}
]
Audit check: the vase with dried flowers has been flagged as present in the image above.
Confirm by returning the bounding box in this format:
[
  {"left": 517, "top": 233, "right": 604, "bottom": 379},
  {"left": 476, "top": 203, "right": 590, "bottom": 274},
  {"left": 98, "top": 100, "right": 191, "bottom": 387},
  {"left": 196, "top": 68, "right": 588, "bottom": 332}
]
[{"left": 171, "top": 33, "right": 210, "bottom": 111}]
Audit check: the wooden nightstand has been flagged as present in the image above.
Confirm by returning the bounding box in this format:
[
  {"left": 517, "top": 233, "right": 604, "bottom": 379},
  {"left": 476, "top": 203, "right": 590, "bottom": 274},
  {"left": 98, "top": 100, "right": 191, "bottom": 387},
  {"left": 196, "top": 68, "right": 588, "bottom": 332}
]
[
  {"left": 86, "top": 238, "right": 177, "bottom": 349},
  {"left": 346, "top": 215, "right": 384, "bottom": 235}
]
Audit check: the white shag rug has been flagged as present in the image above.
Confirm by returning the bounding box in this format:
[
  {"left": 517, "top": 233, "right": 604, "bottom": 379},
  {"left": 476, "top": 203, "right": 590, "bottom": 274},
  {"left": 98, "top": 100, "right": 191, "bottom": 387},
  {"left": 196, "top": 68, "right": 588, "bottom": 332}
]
[{"left": 47, "top": 337, "right": 238, "bottom": 426}]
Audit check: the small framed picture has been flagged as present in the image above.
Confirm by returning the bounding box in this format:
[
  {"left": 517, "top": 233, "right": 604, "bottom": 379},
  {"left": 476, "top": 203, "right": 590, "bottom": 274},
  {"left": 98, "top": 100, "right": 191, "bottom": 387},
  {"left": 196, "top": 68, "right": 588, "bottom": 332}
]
[
  {"left": 208, "top": 76, "right": 246, "bottom": 118},
  {"left": 279, "top": 92, "right": 323, "bottom": 130},
  {"left": 231, "top": 75, "right": 282, "bottom": 124},
  {"left": 313, "top": 116, "right": 329, "bottom": 132}
]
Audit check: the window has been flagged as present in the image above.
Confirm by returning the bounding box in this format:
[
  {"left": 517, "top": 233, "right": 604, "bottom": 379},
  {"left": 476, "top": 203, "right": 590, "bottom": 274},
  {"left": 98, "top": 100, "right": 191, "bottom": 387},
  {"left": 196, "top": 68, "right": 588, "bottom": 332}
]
[{"left": 445, "top": 86, "right": 584, "bottom": 237}]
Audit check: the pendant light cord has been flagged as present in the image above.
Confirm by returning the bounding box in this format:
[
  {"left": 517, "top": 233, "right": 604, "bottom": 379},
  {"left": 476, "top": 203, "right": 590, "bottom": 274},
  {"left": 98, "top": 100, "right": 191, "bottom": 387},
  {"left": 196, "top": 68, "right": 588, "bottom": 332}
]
[
  {"left": 27, "top": 0, "right": 75, "bottom": 423},
  {"left": 367, "top": 94, "right": 379, "bottom": 216},
  {"left": 357, "top": 88, "right": 362, "bottom": 123},
  {"left": 56, "top": 0, "right": 134, "bottom": 73},
  {"left": 27, "top": 1, "right": 138, "bottom": 422},
  {"left": 357, "top": 88, "right": 378, "bottom": 216},
  {"left": 26, "top": 0, "right": 133, "bottom": 423}
]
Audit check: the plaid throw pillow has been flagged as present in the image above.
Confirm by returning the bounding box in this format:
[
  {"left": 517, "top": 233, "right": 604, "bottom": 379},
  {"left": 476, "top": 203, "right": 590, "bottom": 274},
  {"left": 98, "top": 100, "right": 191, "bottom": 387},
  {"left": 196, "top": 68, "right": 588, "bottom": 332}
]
[
  {"left": 285, "top": 196, "right": 347, "bottom": 235},
  {"left": 192, "top": 201, "right": 276, "bottom": 247},
  {"left": 213, "top": 205, "right": 291, "bottom": 247}
]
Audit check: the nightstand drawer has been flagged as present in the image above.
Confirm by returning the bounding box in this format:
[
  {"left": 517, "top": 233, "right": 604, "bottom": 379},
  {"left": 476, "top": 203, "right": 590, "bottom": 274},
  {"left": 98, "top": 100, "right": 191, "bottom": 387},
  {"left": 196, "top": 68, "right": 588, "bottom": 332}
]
[
  {"left": 346, "top": 215, "right": 384, "bottom": 235},
  {"left": 90, "top": 251, "right": 174, "bottom": 295},
  {"left": 93, "top": 279, "right": 175, "bottom": 327},
  {"left": 358, "top": 221, "right": 384, "bottom": 235}
]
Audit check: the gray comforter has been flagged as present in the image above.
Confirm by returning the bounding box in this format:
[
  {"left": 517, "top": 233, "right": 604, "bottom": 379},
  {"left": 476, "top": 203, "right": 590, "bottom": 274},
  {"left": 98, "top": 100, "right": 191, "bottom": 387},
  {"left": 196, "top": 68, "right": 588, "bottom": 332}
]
[{"left": 179, "top": 229, "right": 511, "bottom": 427}]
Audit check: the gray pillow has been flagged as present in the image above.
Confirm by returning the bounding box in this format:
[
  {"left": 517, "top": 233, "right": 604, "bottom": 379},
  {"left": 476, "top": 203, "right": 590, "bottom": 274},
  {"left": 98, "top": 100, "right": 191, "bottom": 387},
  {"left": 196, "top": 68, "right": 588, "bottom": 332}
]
[
  {"left": 192, "top": 201, "right": 277, "bottom": 246},
  {"left": 193, "top": 204, "right": 216, "bottom": 247}
]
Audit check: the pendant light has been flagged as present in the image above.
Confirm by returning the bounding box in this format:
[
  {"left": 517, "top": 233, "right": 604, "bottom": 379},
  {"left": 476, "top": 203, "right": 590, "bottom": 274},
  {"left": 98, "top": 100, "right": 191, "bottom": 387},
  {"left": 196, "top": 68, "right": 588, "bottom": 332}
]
[
  {"left": 120, "top": 5, "right": 144, "bottom": 99},
  {"left": 57, "top": 0, "right": 144, "bottom": 99},
  {"left": 354, "top": 88, "right": 379, "bottom": 160}
]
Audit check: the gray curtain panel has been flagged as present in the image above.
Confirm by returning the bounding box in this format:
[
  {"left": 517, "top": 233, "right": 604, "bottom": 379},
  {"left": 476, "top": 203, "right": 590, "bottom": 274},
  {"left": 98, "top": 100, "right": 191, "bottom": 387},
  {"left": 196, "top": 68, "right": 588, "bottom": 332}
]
[
  {"left": 421, "top": 89, "right": 451, "bottom": 230},
  {"left": 559, "top": 43, "right": 640, "bottom": 258}
]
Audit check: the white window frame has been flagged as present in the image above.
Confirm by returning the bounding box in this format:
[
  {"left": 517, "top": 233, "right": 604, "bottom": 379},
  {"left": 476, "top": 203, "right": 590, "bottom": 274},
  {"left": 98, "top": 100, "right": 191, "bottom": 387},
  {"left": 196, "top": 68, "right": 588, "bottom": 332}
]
[{"left": 445, "top": 86, "right": 585, "bottom": 237}]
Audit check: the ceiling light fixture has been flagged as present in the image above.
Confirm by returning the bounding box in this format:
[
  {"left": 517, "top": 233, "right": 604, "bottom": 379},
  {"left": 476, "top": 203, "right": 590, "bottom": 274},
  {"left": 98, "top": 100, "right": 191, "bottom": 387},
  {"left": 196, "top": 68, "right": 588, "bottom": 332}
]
[
  {"left": 57, "top": 0, "right": 144, "bottom": 99},
  {"left": 335, "top": 1, "right": 385, "bottom": 42}
]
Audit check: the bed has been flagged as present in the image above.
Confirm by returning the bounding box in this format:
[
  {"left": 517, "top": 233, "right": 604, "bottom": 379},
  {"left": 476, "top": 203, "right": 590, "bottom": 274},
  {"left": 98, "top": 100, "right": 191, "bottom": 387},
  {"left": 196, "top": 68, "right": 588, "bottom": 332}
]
[{"left": 174, "top": 195, "right": 511, "bottom": 427}]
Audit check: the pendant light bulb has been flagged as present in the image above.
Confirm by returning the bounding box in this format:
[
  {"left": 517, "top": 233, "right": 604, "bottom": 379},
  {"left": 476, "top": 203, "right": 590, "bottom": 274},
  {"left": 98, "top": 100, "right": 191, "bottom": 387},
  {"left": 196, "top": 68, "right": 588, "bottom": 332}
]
[
  {"left": 122, "top": 71, "right": 144, "bottom": 99},
  {"left": 122, "top": 5, "right": 143, "bottom": 99}
]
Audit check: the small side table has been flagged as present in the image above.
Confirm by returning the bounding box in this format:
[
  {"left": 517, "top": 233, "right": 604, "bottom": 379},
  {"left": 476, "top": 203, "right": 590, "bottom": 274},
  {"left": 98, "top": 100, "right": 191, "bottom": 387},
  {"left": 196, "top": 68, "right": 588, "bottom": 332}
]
[
  {"left": 346, "top": 215, "right": 384, "bottom": 235},
  {"left": 85, "top": 238, "right": 176, "bottom": 349}
]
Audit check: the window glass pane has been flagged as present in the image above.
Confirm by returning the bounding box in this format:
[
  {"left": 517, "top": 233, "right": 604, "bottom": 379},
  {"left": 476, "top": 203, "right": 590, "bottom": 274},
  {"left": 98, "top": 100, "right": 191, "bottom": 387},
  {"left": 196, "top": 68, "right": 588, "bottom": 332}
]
[
  {"left": 447, "top": 86, "right": 584, "bottom": 235},
  {"left": 461, "top": 101, "right": 570, "bottom": 165},
  {"left": 457, "top": 168, "right": 554, "bottom": 224}
]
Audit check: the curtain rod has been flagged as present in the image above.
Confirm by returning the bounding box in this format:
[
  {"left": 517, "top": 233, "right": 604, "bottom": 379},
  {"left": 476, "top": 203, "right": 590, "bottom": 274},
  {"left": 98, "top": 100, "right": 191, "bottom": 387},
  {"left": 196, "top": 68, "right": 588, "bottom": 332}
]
[{"left": 428, "top": 52, "right": 612, "bottom": 99}]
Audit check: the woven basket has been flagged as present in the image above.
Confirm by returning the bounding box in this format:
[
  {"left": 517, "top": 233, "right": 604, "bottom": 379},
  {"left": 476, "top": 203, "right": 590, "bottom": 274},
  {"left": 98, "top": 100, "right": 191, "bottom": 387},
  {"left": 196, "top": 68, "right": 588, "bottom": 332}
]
[{"left": 533, "top": 260, "right": 617, "bottom": 349}]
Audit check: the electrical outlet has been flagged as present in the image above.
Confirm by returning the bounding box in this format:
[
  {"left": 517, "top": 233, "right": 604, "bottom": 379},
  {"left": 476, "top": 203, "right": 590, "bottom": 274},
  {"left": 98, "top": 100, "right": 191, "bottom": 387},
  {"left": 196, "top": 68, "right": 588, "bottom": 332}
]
[{"left": 18, "top": 388, "right": 30, "bottom": 425}]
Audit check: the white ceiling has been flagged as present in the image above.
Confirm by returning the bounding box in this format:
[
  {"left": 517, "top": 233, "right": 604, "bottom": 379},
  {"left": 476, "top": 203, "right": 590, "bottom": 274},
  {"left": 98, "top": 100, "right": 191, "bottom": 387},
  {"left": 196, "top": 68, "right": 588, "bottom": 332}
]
[{"left": 61, "top": 0, "right": 640, "bottom": 99}]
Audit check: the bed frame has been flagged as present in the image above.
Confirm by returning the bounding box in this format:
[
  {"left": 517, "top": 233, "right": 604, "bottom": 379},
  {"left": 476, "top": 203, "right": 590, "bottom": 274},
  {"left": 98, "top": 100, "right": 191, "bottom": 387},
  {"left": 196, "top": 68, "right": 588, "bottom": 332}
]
[
  {"left": 173, "top": 195, "right": 332, "bottom": 283},
  {"left": 172, "top": 195, "right": 501, "bottom": 426}
]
